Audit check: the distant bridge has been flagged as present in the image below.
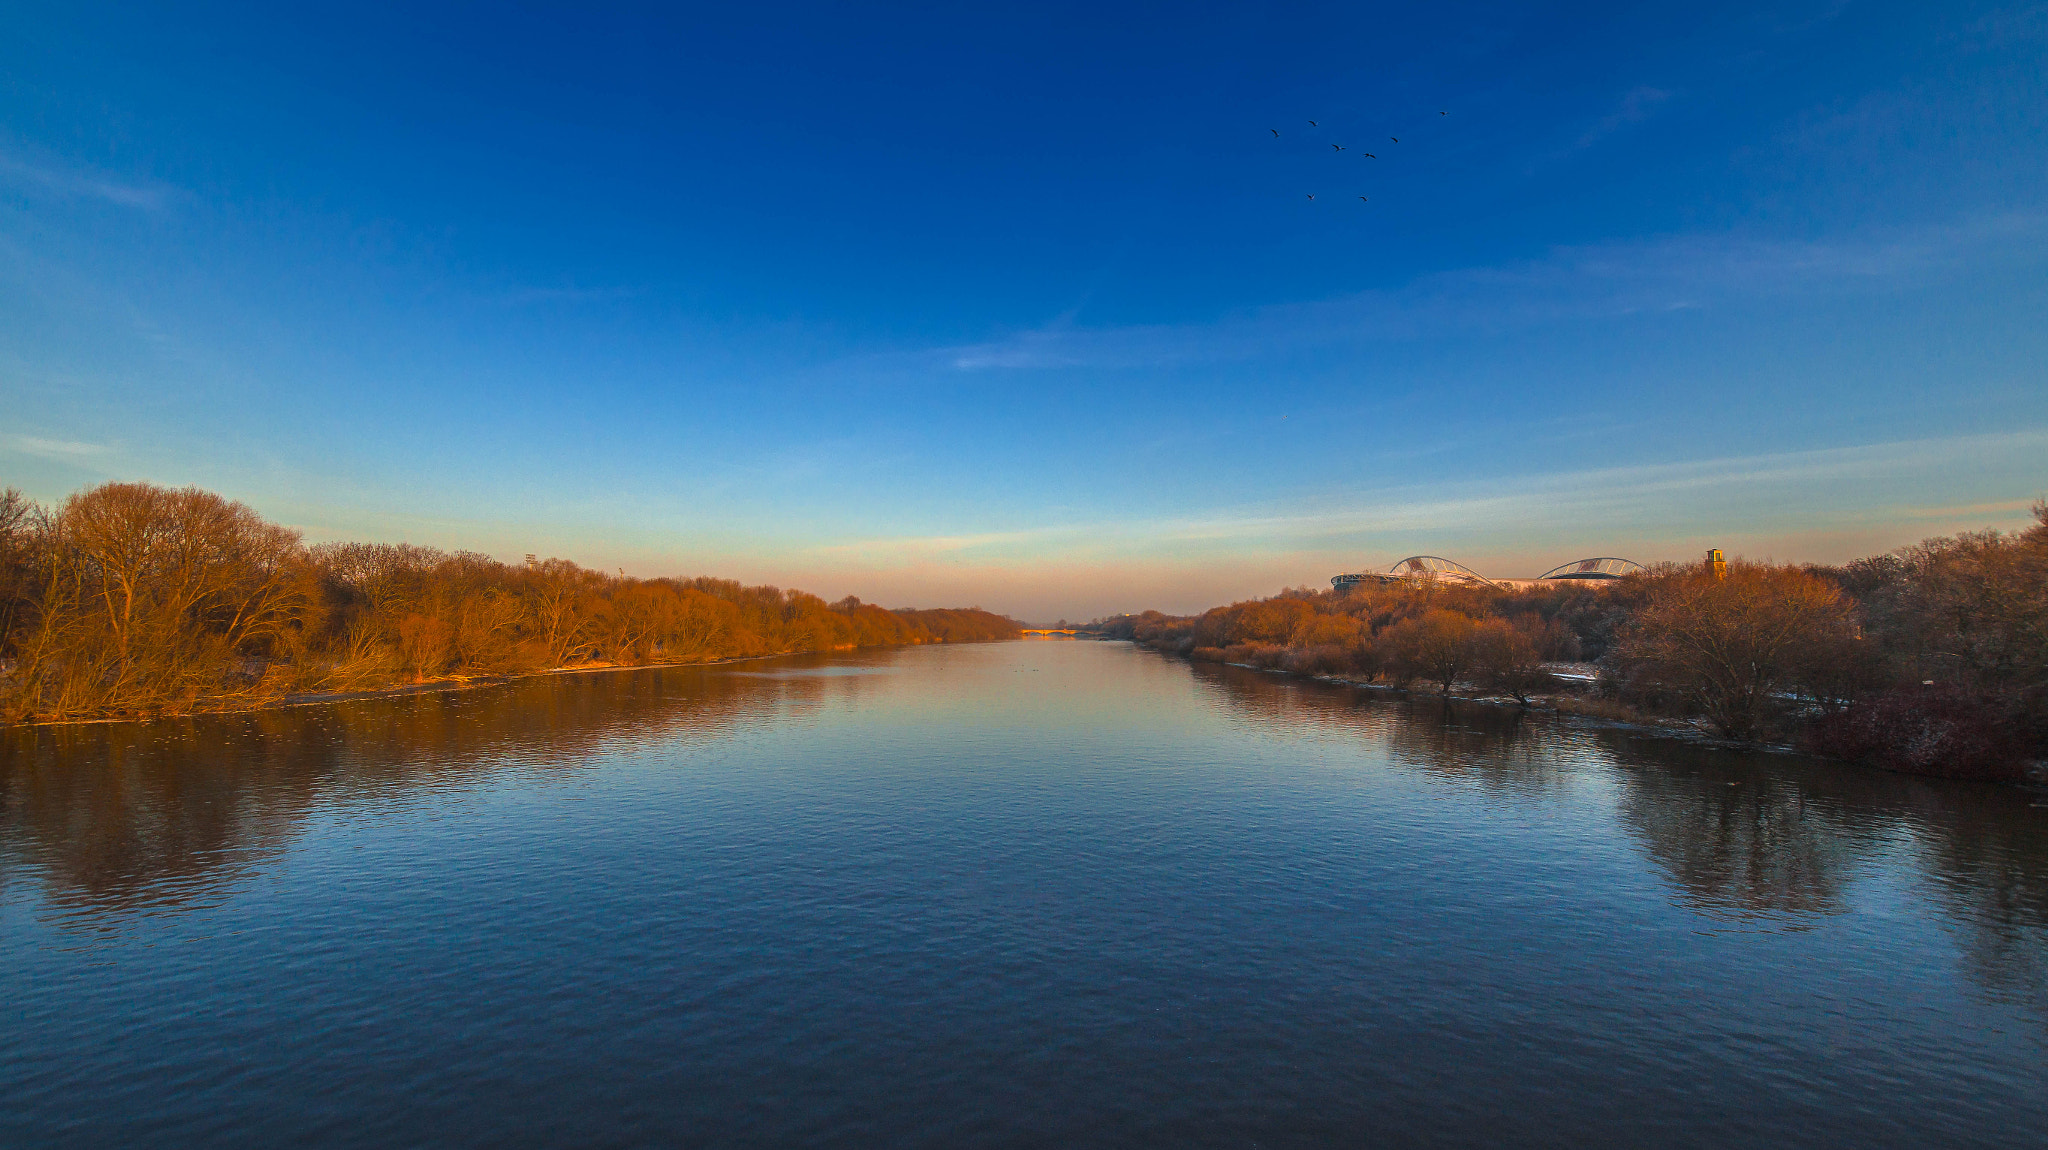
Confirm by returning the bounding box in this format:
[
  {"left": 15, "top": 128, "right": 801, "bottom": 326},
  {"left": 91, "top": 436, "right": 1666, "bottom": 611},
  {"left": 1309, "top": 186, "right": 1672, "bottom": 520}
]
[
  {"left": 1020, "top": 628, "right": 1085, "bottom": 636},
  {"left": 1331, "top": 555, "right": 1645, "bottom": 591}
]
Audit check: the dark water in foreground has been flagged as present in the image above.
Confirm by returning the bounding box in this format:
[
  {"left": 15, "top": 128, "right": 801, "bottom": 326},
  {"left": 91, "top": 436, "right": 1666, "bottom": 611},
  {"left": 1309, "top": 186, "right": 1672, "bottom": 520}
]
[{"left": 4, "top": 641, "right": 2046, "bottom": 1147}]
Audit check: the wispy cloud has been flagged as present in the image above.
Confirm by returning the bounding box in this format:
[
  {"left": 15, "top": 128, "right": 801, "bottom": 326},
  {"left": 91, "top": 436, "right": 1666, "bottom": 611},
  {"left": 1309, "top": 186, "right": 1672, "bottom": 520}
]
[
  {"left": 1898, "top": 497, "right": 2041, "bottom": 520},
  {"left": 491, "top": 285, "right": 638, "bottom": 307},
  {"left": 811, "top": 525, "right": 1077, "bottom": 560},
  {"left": 808, "top": 428, "right": 2048, "bottom": 565},
  {"left": 937, "top": 211, "right": 2048, "bottom": 372},
  {"left": 0, "top": 149, "right": 174, "bottom": 211},
  {"left": 3, "top": 434, "right": 114, "bottom": 460},
  {"left": 1573, "top": 86, "right": 1673, "bottom": 152}
]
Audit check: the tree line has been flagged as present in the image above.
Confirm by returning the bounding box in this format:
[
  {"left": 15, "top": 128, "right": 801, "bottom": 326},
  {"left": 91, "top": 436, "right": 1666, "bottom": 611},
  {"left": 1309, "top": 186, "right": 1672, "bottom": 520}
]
[
  {"left": 0, "top": 481, "right": 1019, "bottom": 723},
  {"left": 1093, "top": 502, "right": 2048, "bottom": 782}
]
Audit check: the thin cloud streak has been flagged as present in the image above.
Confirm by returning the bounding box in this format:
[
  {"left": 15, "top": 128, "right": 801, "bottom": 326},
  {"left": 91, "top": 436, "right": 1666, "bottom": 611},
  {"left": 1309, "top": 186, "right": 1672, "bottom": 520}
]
[
  {"left": 1899, "top": 497, "right": 2042, "bottom": 519},
  {"left": 812, "top": 429, "right": 2048, "bottom": 565},
  {"left": 1572, "top": 86, "right": 1674, "bottom": 152},
  {"left": 490, "top": 285, "right": 639, "bottom": 307},
  {"left": 3, "top": 435, "right": 114, "bottom": 460},
  {"left": 940, "top": 212, "right": 2048, "bottom": 372},
  {"left": 0, "top": 150, "right": 174, "bottom": 211}
]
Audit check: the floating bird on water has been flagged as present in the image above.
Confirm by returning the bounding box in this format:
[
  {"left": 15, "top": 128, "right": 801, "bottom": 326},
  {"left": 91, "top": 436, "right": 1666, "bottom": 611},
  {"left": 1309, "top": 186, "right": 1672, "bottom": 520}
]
[{"left": 1440, "top": 110, "right": 1446, "bottom": 115}]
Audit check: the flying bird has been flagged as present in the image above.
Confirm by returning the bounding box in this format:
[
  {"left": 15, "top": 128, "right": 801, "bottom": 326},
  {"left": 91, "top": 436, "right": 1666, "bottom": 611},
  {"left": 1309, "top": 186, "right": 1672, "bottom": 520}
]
[
  {"left": 1361, "top": 152, "right": 1376, "bottom": 158},
  {"left": 1440, "top": 110, "right": 1447, "bottom": 115},
  {"left": 1308, "top": 120, "right": 1318, "bottom": 126},
  {"left": 1306, "top": 193, "right": 1315, "bottom": 200},
  {"left": 1357, "top": 196, "right": 1368, "bottom": 202},
  {"left": 1270, "top": 128, "right": 1279, "bottom": 137},
  {"left": 1332, "top": 144, "right": 1345, "bottom": 151},
  {"left": 1390, "top": 137, "right": 1399, "bottom": 143}
]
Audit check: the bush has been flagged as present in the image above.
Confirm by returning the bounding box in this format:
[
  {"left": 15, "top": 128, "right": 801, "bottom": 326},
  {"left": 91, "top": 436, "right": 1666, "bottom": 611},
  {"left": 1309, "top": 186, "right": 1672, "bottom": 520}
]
[
  {"left": 1805, "top": 685, "right": 2029, "bottom": 782},
  {"left": 1281, "top": 643, "right": 1354, "bottom": 676},
  {"left": 1220, "top": 642, "right": 1285, "bottom": 668}
]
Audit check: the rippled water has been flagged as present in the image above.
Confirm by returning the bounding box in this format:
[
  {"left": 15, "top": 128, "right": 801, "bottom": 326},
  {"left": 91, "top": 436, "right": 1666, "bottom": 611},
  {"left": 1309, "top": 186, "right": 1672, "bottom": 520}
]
[{"left": 3, "top": 640, "right": 2045, "bottom": 1147}]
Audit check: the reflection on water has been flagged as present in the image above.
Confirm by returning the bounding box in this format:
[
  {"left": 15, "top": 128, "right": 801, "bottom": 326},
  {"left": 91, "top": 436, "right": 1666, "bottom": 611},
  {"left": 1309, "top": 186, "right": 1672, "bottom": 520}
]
[
  {"left": 0, "top": 659, "right": 855, "bottom": 918},
  {"left": 1189, "top": 659, "right": 2048, "bottom": 990},
  {"left": 1608, "top": 748, "right": 1860, "bottom": 918},
  {"left": 3, "top": 643, "right": 2045, "bottom": 1147}
]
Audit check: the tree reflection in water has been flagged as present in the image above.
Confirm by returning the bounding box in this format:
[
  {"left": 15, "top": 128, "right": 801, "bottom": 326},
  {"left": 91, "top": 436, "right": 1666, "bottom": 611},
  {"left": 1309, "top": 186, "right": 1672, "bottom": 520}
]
[
  {"left": 0, "top": 660, "right": 851, "bottom": 919},
  {"left": 1188, "top": 659, "right": 2048, "bottom": 1005},
  {"left": 7, "top": 650, "right": 2045, "bottom": 1015},
  {"left": 1192, "top": 661, "right": 1596, "bottom": 799},
  {"left": 1607, "top": 729, "right": 2048, "bottom": 1013},
  {"left": 1910, "top": 789, "right": 2048, "bottom": 1014},
  {"left": 1600, "top": 737, "right": 1862, "bottom": 918}
]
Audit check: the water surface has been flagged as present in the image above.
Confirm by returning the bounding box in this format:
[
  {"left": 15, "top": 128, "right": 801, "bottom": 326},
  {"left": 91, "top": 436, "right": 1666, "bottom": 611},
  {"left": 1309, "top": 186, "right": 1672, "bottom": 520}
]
[{"left": 4, "top": 640, "right": 2045, "bottom": 1146}]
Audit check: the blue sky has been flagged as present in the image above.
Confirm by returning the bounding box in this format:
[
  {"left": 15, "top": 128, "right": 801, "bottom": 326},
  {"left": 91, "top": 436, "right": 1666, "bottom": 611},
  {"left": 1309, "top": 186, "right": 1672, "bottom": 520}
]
[{"left": 3, "top": 1, "right": 2044, "bottom": 621}]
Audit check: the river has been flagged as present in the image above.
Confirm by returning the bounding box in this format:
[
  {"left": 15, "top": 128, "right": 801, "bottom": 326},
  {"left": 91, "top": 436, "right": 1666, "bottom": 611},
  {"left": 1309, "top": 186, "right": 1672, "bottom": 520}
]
[{"left": 3, "top": 639, "right": 2045, "bottom": 1147}]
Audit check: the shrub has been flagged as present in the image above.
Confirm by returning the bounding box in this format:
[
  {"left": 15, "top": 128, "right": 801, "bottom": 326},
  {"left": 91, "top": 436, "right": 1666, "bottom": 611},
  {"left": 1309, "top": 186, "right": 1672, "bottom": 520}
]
[
  {"left": 1281, "top": 643, "right": 1354, "bottom": 676},
  {"left": 1806, "top": 685, "right": 2028, "bottom": 782},
  {"left": 1220, "top": 642, "right": 1285, "bottom": 668}
]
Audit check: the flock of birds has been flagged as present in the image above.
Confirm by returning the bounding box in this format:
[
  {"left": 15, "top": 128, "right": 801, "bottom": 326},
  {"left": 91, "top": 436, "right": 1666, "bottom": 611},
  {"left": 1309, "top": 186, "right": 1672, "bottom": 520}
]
[{"left": 1276, "top": 111, "right": 1445, "bottom": 203}]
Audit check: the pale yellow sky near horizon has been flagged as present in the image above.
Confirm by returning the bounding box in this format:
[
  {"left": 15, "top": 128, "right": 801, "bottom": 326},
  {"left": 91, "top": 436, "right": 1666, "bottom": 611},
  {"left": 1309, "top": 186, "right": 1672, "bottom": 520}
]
[
  {"left": 9, "top": 429, "right": 2042, "bottom": 624},
  {"left": 268, "top": 495, "right": 2038, "bottom": 624}
]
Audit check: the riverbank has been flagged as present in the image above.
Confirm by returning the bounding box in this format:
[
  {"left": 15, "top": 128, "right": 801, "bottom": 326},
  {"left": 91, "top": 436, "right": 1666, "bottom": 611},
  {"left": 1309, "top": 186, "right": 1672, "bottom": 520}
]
[
  {"left": 4, "top": 641, "right": 1010, "bottom": 729},
  {"left": 0, "top": 479, "right": 1024, "bottom": 727},
  {"left": 1152, "top": 644, "right": 2048, "bottom": 786},
  {"left": 1099, "top": 524, "right": 2047, "bottom": 786}
]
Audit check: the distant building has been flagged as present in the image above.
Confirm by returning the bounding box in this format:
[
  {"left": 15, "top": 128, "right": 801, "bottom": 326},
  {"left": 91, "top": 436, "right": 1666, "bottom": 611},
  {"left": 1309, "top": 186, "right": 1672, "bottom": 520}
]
[{"left": 1331, "top": 555, "right": 1645, "bottom": 591}]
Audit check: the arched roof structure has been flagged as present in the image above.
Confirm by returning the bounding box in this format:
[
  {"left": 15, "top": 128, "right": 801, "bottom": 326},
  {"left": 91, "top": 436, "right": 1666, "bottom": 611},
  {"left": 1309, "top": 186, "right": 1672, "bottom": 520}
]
[
  {"left": 1383, "top": 556, "right": 1499, "bottom": 588},
  {"left": 1331, "top": 554, "right": 1646, "bottom": 590},
  {"left": 1536, "top": 557, "right": 1646, "bottom": 580}
]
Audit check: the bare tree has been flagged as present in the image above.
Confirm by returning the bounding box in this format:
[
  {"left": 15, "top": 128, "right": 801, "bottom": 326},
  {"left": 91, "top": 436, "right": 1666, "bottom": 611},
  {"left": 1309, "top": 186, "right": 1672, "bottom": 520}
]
[
  {"left": 522, "top": 557, "right": 601, "bottom": 666},
  {"left": 1615, "top": 562, "right": 1854, "bottom": 739},
  {"left": 0, "top": 488, "right": 42, "bottom": 659},
  {"left": 1472, "top": 617, "right": 1547, "bottom": 704},
  {"left": 1383, "top": 609, "right": 1478, "bottom": 694}
]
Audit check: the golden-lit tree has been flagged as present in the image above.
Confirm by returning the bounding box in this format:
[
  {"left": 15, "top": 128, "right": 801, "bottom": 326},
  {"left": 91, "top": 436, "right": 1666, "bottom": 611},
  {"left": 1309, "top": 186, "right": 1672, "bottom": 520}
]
[
  {"left": 1615, "top": 562, "right": 1855, "bottom": 739},
  {"left": 1471, "top": 616, "right": 1546, "bottom": 704},
  {"left": 1383, "top": 608, "right": 1479, "bottom": 694},
  {"left": 0, "top": 481, "right": 1019, "bottom": 724}
]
